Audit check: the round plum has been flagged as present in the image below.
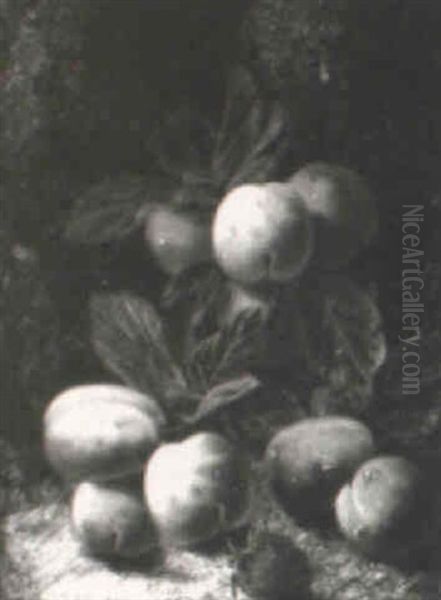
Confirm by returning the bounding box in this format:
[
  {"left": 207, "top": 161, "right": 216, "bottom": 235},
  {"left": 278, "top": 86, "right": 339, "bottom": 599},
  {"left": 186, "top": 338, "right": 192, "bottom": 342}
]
[
  {"left": 71, "top": 480, "right": 157, "bottom": 559},
  {"left": 44, "top": 384, "right": 165, "bottom": 482},
  {"left": 265, "top": 416, "right": 375, "bottom": 522},
  {"left": 212, "top": 182, "right": 313, "bottom": 288},
  {"left": 145, "top": 205, "right": 212, "bottom": 276},
  {"left": 335, "top": 455, "right": 426, "bottom": 560},
  {"left": 144, "top": 432, "right": 250, "bottom": 547},
  {"left": 288, "top": 162, "right": 378, "bottom": 268}
]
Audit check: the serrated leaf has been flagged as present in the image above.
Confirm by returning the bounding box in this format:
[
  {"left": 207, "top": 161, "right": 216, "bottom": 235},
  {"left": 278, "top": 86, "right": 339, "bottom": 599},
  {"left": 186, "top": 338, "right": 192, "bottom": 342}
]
[
  {"left": 158, "top": 268, "right": 227, "bottom": 371},
  {"left": 296, "top": 274, "right": 387, "bottom": 415},
  {"left": 212, "top": 65, "right": 290, "bottom": 189},
  {"left": 198, "top": 383, "right": 306, "bottom": 453},
  {"left": 160, "top": 266, "right": 224, "bottom": 313},
  {"left": 64, "top": 174, "right": 169, "bottom": 245},
  {"left": 182, "top": 269, "right": 229, "bottom": 350},
  {"left": 212, "top": 66, "right": 260, "bottom": 162},
  {"left": 191, "top": 373, "right": 262, "bottom": 422},
  {"left": 228, "top": 103, "right": 289, "bottom": 189},
  {"left": 186, "top": 307, "right": 265, "bottom": 392},
  {"left": 323, "top": 275, "right": 387, "bottom": 375},
  {"left": 89, "top": 291, "right": 191, "bottom": 415}
]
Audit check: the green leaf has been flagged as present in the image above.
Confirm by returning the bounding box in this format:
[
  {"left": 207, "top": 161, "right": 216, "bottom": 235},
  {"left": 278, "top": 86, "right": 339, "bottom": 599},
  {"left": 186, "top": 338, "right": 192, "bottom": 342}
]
[
  {"left": 160, "top": 266, "right": 224, "bottom": 314},
  {"left": 90, "top": 291, "right": 192, "bottom": 415},
  {"left": 185, "top": 307, "right": 265, "bottom": 392},
  {"left": 64, "top": 174, "right": 170, "bottom": 245},
  {"left": 295, "top": 274, "right": 387, "bottom": 415},
  {"left": 191, "top": 373, "right": 262, "bottom": 422},
  {"left": 212, "top": 65, "right": 290, "bottom": 189}
]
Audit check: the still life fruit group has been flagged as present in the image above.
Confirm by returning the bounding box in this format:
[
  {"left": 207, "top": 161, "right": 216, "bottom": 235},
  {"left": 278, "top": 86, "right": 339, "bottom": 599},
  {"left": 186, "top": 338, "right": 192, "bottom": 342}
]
[{"left": 39, "top": 66, "right": 437, "bottom": 586}]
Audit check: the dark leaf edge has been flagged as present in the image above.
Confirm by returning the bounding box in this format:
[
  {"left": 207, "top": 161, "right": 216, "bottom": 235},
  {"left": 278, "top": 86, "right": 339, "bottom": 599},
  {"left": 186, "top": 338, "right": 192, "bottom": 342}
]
[
  {"left": 191, "top": 373, "right": 262, "bottom": 423},
  {"left": 64, "top": 174, "right": 166, "bottom": 245},
  {"left": 212, "top": 65, "right": 290, "bottom": 189},
  {"left": 185, "top": 306, "right": 265, "bottom": 392},
  {"left": 89, "top": 291, "right": 189, "bottom": 415}
]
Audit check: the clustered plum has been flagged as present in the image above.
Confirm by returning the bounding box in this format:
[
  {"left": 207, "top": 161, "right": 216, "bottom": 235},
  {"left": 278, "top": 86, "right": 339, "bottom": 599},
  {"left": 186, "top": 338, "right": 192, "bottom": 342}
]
[
  {"left": 42, "top": 162, "right": 433, "bottom": 572},
  {"left": 43, "top": 385, "right": 251, "bottom": 558},
  {"left": 144, "top": 162, "right": 377, "bottom": 283},
  {"left": 264, "top": 417, "right": 429, "bottom": 561}
]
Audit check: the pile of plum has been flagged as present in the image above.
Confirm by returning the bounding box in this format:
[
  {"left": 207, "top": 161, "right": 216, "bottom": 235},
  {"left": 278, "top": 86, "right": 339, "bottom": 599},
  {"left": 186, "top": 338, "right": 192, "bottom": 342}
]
[{"left": 42, "top": 161, "right": 435, "bottom": 571}]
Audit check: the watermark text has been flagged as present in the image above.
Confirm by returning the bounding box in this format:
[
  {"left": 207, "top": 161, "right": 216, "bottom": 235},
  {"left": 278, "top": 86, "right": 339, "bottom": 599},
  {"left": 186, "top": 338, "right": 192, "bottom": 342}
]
[{"left": 400, "top": 205, "right": 424, "bottom": 395}]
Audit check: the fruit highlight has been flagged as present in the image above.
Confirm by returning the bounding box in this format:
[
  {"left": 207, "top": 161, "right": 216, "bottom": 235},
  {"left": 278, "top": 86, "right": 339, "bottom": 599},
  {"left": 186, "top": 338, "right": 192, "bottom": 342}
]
[
  {"left": 144, "top": 432, "right": 250, "bottom": 547},
  {"left": 212, "top": 182, "right": 313, "bottom": 287},
  {"left": 44, "top": 384, "right": 164, "bottom": 482}
]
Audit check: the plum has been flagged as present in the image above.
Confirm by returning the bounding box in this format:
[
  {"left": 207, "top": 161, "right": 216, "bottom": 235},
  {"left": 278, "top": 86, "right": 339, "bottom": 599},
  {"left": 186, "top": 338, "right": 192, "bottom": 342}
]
[
  {"left": 265, "top": 416, "right": 375, "bottom": 522},
  {"left": 335, "top": 455, "right": 427, "bottom": 560},
  {"left": 144, "top": 432, "right": 250, "bottom": 547},
  {"left": 44, "top": 384, "right": 164, "bottom": 482},
  {"left": 145, "top": 205, "right": 212, "bottom": 276},
  {"left": 71, "top": 480, "right": 157, "bottom": 559},
  {"left": 212, "top": 182, "right": 313, "bottom": 288},
  {"left": 288, "top": 162, "right": 378, "bottom": 268}
]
